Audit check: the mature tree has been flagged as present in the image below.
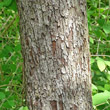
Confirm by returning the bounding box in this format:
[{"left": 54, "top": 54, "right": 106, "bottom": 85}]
[{"left": 17, "top": 0, "right": 92, "bottom": 110}]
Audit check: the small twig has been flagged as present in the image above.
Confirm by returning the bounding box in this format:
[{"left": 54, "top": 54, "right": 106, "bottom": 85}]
[
  {"left": 90, "top": 36, "right": 110, "bottom": 43},
  {"left": 99, "top": 0, "right": 101, "bottom": 18},
  {"left": 96, "top": 102, "right": 106, "bottom": 107},
  {"left": 106, "top": 0, "right": 110, "bottom": 21},
  {"left": 2, "top": 35, "right": 15, "bottom": 49},
  {"left": 1, "top": 14, "right": 18, "bottom": 37},
  {"left": 0, "top": 84, "right": 21, "bottom": 88},
  {"left": 0, "top": 16, "right": 12, "bottom": 32},
  {"left": 92, "top": 39, "right": 110, "bottom": 43},
  {"left": 0, "top": 92, "right": 13, "bottom": 108},
  {"left": 91, "top": 55, "right": 110, "bottom": 57},
  {"left": 0, "top": 36, "right": 19, "bottom": 40},
  {"left": 96, "top": 38, "right": 100, "bottom": 55},
  {"left": 5, "top": 52, "right": 15, "bottom": 64},
  {"left": 0, "top": 62, "right": 3, "bottom": 80},
  {"left": 8, "top": 62, "right": 22, "bottom": 87}
]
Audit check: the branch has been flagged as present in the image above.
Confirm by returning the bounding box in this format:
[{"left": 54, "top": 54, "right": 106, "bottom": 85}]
[{"left": 91, "top": 55, "right": 110, "bottom": 57}]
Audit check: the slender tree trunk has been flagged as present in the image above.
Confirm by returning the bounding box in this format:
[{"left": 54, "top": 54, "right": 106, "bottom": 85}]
[{"left": 17, "top": 0, "right": 92, "bottom": 110}]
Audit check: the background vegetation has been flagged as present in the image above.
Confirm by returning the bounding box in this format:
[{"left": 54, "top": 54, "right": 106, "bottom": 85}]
[{"left": 0, "top": 0, "right": 110, "bottom": 110}]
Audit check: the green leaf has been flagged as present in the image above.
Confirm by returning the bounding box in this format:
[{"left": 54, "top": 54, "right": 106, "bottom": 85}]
[
  {"left": 106, "top": 72, "right": 110, "bottom": 81},
  {"left": 23, "top": 106, "right": 29, "bottom": 110},
  {"left": 19, "top": 106, "right": 29, "bottom": 110},
  {"left": 97, "top": 86, "right": 105, "bottom": 91},
  {"left": 104, "top": 84, "right": 110, "bottom": 91},
  {"left": 19, "top": 107, "right": 24, "bottom": 110},
  {"left": 92, "top": 84, "right": 98, "bottom": 90},
  {"left": 97, "top": 59, "right": 106, "bottom": 72},
  {"left": 103, "top": 23, "right": 110, "bottom": 34},
  {"left": 0, "top": 2, "right": 4, "bottom": 9},
  {"left": 94, "top": 28, "right": 102, "bottom": 38},
  {"left": 10, "top": 64, "right": 16, "bottom": 72},
  {"left": 97, "top": 19, "right": 105, "bottom": 26},
  {"left": 105, "top": 61, "right": 110, "bottom": 67},
  {"left": 92, "top": 91, "right": 110, "bottom": 105},
  {"left": 0, "top": 37, "right": 3, "bottom": 41},
  {"left": 90, "top": 58, "right": 95, "bottom": 64},
  {"left": 8, "top": 0, "right": 17, "bottom": 11},
  {"left": 8, "top": 100, "right": 15, "bottom": 107},
  {"left": 97, "top": 8, "right": 105, "bottom": 13},
  {"left": 2, "top": 101, "right": 11, "bottom": 108},
  {"left": 0, "top": 92, "right": 6, "bottom": 100},
  {"left": 90, "top": 37, "right": 94, "bottom": 44},
  {"left": 3, "top": 0, "right": 12, "bottom": 7},
  {"left": 15, "top": 44, "right": 21, "bottom": 52}
]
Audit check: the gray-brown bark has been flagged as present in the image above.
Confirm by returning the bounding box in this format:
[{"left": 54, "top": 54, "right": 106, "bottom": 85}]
[{"left": 17, "top": 0, "right": 92, "bottom": 110}]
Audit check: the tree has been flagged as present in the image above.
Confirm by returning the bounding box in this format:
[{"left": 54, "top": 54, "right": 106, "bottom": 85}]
[{"left": 16, "top": 0, "right": 92, "bottom": 110}]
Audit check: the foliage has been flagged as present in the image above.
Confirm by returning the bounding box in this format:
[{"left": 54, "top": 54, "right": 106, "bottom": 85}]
[
  {"left": 0, "top": 1, "right": 24, "bottom": 110},
  {"left": 87, "top": 0, "right": 110, "bottom": 109},
  {"left": 0, "top": 0, "right": 110, "bottom": 110}
]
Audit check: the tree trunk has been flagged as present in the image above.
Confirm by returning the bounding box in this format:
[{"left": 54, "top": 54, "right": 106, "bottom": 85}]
[{"left": 17, "top": 0, "right": 92, "bottom": 110}]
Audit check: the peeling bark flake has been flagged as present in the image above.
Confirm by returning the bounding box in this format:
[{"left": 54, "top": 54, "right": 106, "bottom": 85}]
[
  {"left": 52, "top": 41, "right": 56, "bottom": 56},
  {"left": 50, "top": 100, "right": 57, "bottom": 110}
]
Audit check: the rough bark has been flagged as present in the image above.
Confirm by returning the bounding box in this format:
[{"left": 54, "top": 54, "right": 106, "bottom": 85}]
[{"left": 17, "top": 0, "right": 92, "bottom": 110}]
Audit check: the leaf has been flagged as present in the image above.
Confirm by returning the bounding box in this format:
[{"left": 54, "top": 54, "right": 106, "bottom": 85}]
[
  {"left": 106, "top": 72, "right": 110, "bottom": 81},
  {"left": 2, "top": 101, "right": 11, "bottom": 108},
  {"left": 19, "top": 107, "right": 24, "bottom": 110},
  {"left": 3, "top": 0, "right": 12, "bottom": 7},
  {"left": 23, "top": 106, "right": 29, "bottom": 110},
  {"left": 92, "top": 91, "right": 110, "bottom": 105},
  {"left": 97, "top": 8, "right": 105, "bottom": 13},
  {"left": 103, "top": 23, "right": 110, "bottom": 34},
  {"left": 90, "top": 58, "right": 95, "bottom": 64},
  {"left": 97, "top": 86, "right": 105, "bottom": 91},
  {"left": 10, "top": 64, "right": 16, "bottom": 72},
  {"left": 8, "top": 0, "right": 17, "bottom": 11},
  {"left": 96, "top": 57, "right": 101, "bottom": 60},
  {"left": 94, "top": 28, "right": 102, "bottom": 38},
  {"left": 0, "top": 92, "right": 6, "bottom": 100},
  {"left": 19, "top": 106, "right": 29, "bottom": 110},
  {"left": 105, "top": 61, "right": 110, "bottom": 67},
  {"left": 0, "top": 2, "right": 4, "bottom": 9},
  {"left": 90, "top": 37, "right": 94, "bottom": 44},
  {"left": 104, "top": 84, "right": 110, "bottom": 91},
  {"left": 0, "top": 37, "right": 3, "bottom": 41},
  {"left": 92, "top": 84, "right": 98, "bottom": 90},
  {"left": 14, "top": 44, "right": 21, "bottom": 52},
  {"left": 97, "top": 19, "right": 105, "bottom": 26},
  {"left": 97, "top": 59, "right": 106, "bottom": 72},
  {"left": 8, "top": 100, "right": 15, "bottom": 107}
]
